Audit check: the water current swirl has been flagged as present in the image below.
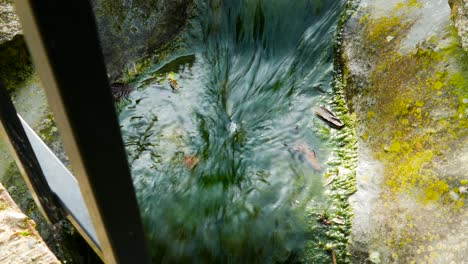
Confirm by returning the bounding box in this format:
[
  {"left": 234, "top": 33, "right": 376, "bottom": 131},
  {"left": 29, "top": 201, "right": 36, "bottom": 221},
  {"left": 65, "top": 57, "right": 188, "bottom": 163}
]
[{"left": 118, "top": 0, "right": 345, "bottom": 262}]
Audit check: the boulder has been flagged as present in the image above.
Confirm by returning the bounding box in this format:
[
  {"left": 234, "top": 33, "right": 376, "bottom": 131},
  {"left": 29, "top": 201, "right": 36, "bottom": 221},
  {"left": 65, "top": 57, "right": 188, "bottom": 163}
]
[{"left": 91, "top": 0, "right": 194, "bottom": 79}]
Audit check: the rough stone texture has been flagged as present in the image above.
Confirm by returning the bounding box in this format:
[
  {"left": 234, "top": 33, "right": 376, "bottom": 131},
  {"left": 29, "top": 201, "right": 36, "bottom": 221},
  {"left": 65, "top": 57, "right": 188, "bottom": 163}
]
[
  {"left": 91, "top": 0, "right": 193, "bottom": 79},
  {"left": 0, "top": 1, "right": 32, "bottom": 92},
  {"left": 0, "top": 0, "right": 21, "bottom": 44},
  {"left": 0, "top": 76, "right": 99, "bottom": 262},
  {"left": 342, "top": 0, "right": 468, "bottom": 263},
  {"left": 0, "top": 183, "right": 60, "bottom": 263},
  {"left": 1, "top": 0, "right": 194, "bottom": 82},
  {"left": 449, "top": 0, "right": 468, "bottom": 51}
]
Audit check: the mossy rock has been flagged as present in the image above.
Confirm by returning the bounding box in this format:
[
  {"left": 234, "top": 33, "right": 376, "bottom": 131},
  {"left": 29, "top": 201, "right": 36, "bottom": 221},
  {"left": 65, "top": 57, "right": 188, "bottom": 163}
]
[
  {"left": 91, "top": 0, "right": 194, "bottom": 80},
  {"left": 0, "top": 34, "right": 34, "bottom": 92}
]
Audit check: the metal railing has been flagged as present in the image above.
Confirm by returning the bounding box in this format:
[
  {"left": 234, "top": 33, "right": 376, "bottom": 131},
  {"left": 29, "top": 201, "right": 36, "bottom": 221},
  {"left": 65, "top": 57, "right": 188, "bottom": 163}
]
[{"left": 0, "top": 0, "right": 152, "bottom": 263}]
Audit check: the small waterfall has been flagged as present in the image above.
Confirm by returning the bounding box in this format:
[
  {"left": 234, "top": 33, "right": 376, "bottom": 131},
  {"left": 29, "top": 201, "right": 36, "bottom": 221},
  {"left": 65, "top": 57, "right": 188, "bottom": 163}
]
[{"left": 118, "top": 0, "right": 345, "bottom": 262}]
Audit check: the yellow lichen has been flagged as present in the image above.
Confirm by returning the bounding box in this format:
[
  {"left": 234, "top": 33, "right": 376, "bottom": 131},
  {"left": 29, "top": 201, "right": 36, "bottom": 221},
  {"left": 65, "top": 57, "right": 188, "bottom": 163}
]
[
  {"left": 341, "top": 2, "right": 468, "bottom": 259},
  {"left": 357, "top": 11, "right": 468, "bottom": 206},
  {"left": 366, "top": 16, "right": 407, "bottom": 44},
  {"left": 395, "top": 0, "right": 423, "bottom": 11},
  {"left": 362, "top": 132, "right": 369, "bottom": 141}
]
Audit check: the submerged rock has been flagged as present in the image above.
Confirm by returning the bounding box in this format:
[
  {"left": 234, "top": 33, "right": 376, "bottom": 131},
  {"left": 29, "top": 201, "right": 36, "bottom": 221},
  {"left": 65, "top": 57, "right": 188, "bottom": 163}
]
[{"left": 295, "top": 143, "right": 322, "bottom": 171}]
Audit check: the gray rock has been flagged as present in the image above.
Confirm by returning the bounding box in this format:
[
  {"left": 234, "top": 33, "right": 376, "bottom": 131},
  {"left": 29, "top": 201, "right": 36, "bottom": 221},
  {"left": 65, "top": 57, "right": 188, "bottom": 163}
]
[
  {"left": 449, "top": 0, "right": 468, "bottom": 51},
  {"left": 91, "top": 0, "right": 194, "bottom": 79},
  {"left": 0, "top": 1, "right": 21, "bottom": 45},
  {"left": 342, "top": 0, "right": 468, "bottom": 262}
]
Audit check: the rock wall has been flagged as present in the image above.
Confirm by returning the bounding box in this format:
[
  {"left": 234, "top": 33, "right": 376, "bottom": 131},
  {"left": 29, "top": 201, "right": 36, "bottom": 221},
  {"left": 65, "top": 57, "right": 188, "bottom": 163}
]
[
  {"left": 91, "top": 0, "right": 194, "bottom": 79},
  {"left": 0, "top": 183, "right": 60, "bottom": 263},
  {"left": 0, "top": 1, "right": 32, "bottom": 92},
  {"left": 0, "top": 0, "right": 21, "bottom": 44},
  {"left": 341, "top": 0, "right": 468, "bottom": 263}
]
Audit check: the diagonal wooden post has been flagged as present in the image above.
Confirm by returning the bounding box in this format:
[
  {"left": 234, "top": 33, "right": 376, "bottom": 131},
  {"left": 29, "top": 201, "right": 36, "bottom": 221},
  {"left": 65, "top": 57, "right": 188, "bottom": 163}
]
[{"left": 12, "top": 1, "right": 152, "bottom": 263}]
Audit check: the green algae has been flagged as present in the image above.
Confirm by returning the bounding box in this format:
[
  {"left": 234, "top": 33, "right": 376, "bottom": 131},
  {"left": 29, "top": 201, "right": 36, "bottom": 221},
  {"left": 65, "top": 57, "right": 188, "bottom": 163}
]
[
  {"left": 300, "top": 1, "right": 359, "bottom": 262},
  {"left": 302, "top": 94, "right": 357, "bottom": 264},
  {"left": 93, "top": 0, "right": 194, "bottom": 78},
  {"left": 114, "top": 1, "right": 359, "bottom": 262},
  {"left": 120, "top": 35, "right": 188, "bottom": 83},
  {"left": 20, "top": 230, "right": 31, "bottom": 236},
  {"left": 1, "top": 163, "right": 39, "bottom": 217},
  {"left": 113, "top": 47, "right": 193, "bottom": 116}
]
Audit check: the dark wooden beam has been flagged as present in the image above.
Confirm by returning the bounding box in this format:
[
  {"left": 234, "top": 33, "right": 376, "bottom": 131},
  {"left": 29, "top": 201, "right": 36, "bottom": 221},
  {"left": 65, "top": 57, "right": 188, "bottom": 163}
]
[{"left": 12, "top": 1, "right": 152, "bottom": 263}]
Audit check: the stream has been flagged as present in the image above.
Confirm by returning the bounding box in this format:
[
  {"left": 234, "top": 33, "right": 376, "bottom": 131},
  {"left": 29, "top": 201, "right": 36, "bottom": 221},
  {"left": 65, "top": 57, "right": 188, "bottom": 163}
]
[{"left": 118, "top": 0, "right": 345, "bottom": 262}]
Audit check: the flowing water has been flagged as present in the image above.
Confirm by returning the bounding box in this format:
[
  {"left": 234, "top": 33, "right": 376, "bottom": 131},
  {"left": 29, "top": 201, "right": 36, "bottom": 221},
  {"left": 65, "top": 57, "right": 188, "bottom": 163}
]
[{"left": 118, "top": 0, "right": 345, "bottom": 262}]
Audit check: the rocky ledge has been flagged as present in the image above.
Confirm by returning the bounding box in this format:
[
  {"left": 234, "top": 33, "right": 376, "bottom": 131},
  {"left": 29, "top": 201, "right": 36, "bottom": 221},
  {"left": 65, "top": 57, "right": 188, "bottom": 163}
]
[
  {"left": 341, "top": 0, "right": 468, "bottom": 263},
  {"left": 91, "top": 0, "right": 194, "bottom": 79},
  {"left": 0, "top": 183, "right": 59, "bottom": 263}
]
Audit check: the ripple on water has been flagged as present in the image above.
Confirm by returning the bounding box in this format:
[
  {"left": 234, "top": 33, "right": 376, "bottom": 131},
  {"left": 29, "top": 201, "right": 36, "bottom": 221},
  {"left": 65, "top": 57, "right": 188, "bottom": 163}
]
[{"left": 119, "top": 0, "right": 345, "bottom": 262}]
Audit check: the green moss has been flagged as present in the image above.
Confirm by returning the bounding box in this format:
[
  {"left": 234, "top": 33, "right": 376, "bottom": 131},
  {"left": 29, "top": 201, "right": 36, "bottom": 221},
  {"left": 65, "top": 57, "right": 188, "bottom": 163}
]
[
  {"left": 317, "top": 125, "right": 331, "bottom": 140},
  {"left": 119, "top": 34, "right": 187, "bottom": 84},
  {"left": 367, "top": 16, "right": 403, "bottom": 43},
  {"left": 395, "top": 0, "right": 423, "bottom": 11},
  {"left": 21, "top": 230, "right": 31, "bottom": 236},
  {"left": 3, "top": 163, "right": 29, "bottom": 199},
  {"left": 339, "top": 3, "right": 468, "bottom": 259},
  {"left": 359, "top": 14, "right": 370, "bottom": 25},
  {"left": 0, "top": 35, "right": 34, "bottom": 93},
  {"left": 354, "top": 8, "right": 468, "bottom": 206},
  {"left": 300, "top": 2, "right": 359, "bottom": 262},
  {"left": 38, "top": 113, "right": 61, "bottom": 145}
]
